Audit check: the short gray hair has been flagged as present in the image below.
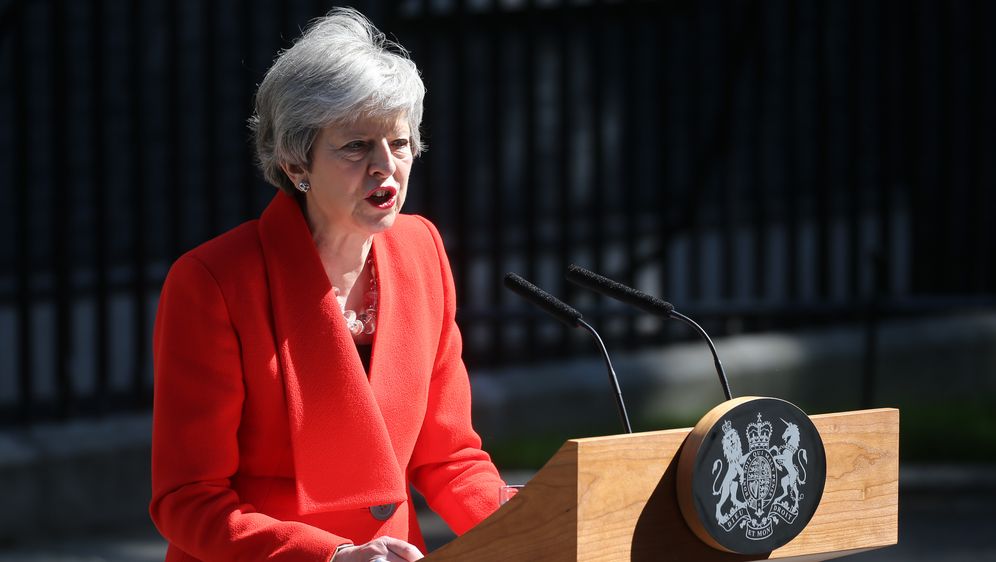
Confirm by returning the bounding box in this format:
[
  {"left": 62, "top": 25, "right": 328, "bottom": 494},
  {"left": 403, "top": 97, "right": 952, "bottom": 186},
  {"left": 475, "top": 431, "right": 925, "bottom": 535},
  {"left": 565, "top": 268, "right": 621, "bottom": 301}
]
[{"left": 250, "top": 7, "right": 426, "bottom": 193}]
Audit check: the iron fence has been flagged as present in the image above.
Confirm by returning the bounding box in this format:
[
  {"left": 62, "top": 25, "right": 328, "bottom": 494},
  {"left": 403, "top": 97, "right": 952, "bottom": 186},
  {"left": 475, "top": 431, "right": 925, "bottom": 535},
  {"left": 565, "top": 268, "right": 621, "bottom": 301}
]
[{"left": 1, "top": 0, "right": 994, "bottom": 424}]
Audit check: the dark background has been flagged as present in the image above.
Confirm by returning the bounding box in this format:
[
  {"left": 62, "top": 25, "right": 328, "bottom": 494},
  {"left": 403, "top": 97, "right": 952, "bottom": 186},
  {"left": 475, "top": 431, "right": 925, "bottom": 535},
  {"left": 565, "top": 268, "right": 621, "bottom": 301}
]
[{"left": 1, "top": 0, "right": 994, "bottom": 440}]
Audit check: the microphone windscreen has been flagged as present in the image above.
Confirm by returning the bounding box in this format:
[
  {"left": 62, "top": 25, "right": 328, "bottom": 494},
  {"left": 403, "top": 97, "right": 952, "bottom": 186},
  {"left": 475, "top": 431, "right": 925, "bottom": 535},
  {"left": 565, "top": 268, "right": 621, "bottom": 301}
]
[
  {"left": 566, "top": 264, "right": 674, "bottom": 316},
  {"left": 503, "top": 273, "right": 583, "bottom": 328}
]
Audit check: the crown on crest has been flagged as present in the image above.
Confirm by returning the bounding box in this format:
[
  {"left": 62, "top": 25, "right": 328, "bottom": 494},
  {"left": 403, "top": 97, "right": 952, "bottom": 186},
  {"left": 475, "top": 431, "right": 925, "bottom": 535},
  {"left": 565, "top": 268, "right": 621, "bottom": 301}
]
[{"left": 746, "top": 412, "right": 773, "bottom": 450}]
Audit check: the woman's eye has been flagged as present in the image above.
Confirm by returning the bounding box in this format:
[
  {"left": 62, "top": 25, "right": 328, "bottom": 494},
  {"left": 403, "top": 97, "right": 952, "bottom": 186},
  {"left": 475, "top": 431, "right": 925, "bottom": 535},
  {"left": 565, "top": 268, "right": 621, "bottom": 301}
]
[
  {"left": 343, "top": 141, "right": 367, "bottom": 151},
  {"left": 391, "top": 139, "right": 410, "bottom": 151}
]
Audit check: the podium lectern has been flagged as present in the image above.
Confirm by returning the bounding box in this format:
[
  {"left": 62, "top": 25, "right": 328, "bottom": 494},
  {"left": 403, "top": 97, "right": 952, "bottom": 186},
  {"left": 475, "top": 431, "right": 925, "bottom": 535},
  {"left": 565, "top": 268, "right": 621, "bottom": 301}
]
[{"left": 425, "top": 408, "right": 898, "bottom": 561}]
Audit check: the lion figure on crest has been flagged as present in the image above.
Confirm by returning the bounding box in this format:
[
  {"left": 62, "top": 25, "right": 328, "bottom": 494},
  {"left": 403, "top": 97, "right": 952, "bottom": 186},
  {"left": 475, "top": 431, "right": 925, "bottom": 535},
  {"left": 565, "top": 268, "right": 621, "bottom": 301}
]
[{"left": 712, "top": 420, "right": 747, "bottom": 522}]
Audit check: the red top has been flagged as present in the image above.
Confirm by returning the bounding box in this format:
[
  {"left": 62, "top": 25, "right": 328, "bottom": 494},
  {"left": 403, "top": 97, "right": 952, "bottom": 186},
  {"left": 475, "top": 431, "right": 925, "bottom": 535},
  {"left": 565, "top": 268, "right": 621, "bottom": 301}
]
[{"left": 150, "top": 191, "right": 503, "bottom": 561}]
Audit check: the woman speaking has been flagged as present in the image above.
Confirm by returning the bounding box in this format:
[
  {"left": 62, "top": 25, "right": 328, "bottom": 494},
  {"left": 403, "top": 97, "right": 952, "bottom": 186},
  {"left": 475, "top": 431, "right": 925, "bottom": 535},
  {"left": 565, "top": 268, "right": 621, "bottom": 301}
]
[{"left": 150, "top": 8, "right": 504, "bottom": 561}]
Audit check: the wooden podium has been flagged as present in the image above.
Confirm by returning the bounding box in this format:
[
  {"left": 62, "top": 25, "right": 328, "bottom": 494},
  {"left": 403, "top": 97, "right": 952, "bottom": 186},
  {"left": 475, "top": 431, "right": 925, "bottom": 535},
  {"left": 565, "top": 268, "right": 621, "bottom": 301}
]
[{"left": 424, "top": 408, "right": 898, "bottom": 561}]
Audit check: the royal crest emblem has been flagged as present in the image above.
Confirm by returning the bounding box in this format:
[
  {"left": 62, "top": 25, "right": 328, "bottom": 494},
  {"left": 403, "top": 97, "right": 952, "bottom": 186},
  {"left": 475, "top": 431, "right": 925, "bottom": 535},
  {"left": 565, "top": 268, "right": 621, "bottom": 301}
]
[
  {"left": 678, "top": 397, "right": 826, "bottom": 554},
  {"left": 712, "top": 413, "right": 810, "bottom": 540}
]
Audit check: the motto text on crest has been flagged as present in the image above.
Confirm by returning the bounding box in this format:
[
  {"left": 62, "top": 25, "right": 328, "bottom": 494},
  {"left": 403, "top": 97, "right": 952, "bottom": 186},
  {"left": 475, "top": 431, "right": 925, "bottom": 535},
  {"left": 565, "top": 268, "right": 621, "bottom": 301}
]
[{"left": 711, "top": 413, "right": 810, "bottom": 540}]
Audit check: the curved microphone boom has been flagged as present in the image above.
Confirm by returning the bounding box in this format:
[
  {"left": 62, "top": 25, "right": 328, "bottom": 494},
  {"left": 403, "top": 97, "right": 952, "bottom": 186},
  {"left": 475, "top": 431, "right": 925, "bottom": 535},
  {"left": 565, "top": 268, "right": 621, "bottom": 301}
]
[
  {"left": 565, "top": 264, "right": 733, "bottom": 401},
  {"left": 503, "top": 273, "right": 632, "bottom": 434}
]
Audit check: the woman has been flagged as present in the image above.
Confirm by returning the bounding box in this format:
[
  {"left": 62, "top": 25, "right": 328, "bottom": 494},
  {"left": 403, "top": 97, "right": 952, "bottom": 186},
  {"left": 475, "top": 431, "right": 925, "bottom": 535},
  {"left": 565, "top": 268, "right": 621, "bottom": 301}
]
[{"left": 150, "top": 8, "right": 505, "bottom": 561}]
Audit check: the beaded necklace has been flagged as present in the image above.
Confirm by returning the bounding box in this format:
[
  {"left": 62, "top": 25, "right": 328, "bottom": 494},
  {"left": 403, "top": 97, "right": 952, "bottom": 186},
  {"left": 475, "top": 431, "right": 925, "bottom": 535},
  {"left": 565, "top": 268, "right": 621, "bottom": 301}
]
[{"left": 333, "top": 254, "right": 378, "bottom": 336}]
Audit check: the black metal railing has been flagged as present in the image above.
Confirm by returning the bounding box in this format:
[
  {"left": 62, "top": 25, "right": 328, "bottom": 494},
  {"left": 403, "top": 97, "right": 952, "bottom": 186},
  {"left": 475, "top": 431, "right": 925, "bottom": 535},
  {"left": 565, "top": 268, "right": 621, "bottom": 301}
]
[{"left": 1, "top": 0, "right": 994, "bottom": 424}]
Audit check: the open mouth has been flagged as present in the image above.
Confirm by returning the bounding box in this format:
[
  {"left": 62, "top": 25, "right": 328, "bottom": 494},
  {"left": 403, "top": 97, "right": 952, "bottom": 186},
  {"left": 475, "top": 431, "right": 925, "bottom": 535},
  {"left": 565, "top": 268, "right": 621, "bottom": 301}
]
[{"left": 365, "top": 186, "right": 398, "bottom": 208}]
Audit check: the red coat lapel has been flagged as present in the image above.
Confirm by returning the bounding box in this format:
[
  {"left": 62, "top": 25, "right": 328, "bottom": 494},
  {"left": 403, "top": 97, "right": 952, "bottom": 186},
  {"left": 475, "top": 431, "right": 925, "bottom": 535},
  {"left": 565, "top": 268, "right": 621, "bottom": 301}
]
[
  {"left": 367, "top": 228, "right": 439, "bottom": 469},
  {"left": 258, "top": 192, "right": 407, "bottom": 515}
]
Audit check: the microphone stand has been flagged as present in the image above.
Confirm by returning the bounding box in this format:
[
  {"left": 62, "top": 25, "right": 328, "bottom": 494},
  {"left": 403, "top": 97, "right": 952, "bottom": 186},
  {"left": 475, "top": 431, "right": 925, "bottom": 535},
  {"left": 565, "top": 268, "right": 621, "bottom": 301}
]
[
  {"left": 668, "top": 311, "right": 732, "bottom": 401},
  {"left": 578, "top": 318, "right": 632, "bottom": 434}
]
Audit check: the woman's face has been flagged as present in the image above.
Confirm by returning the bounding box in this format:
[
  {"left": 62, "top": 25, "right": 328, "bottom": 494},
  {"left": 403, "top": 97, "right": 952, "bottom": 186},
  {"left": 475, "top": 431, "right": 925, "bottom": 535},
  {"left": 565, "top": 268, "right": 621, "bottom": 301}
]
[{"left": 300, "top": 114, "right": 413, "bottom": 237}]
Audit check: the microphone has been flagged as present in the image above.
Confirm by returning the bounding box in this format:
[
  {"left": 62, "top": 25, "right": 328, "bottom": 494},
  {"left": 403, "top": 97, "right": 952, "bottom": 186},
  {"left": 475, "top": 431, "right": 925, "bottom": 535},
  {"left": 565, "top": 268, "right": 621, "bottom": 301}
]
[
  {"left": 503, "top": 273, "right": 632, "bottom": 434},
  {"left": 503, "top": 272, "right": 583, "bottom": 328},
  {"left": 565, "top": 264, "right": 733, "bottom": 401},
  {"left": 565, "top": 264, "right": 675, "bottom": 317}
]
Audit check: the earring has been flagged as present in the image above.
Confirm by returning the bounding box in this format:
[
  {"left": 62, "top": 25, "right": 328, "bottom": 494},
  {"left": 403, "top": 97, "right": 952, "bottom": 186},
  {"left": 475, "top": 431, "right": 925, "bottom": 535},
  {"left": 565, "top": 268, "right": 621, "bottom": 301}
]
[{"left": 297, "top": 180, "right": 311, "bottom": 193}]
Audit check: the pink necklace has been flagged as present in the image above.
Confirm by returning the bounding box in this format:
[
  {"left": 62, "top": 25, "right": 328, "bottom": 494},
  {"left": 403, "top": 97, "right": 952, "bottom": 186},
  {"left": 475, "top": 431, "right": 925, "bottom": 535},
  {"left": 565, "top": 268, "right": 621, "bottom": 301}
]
[{"left": 333, "top": 254, "right": 378, "bottom": 336}]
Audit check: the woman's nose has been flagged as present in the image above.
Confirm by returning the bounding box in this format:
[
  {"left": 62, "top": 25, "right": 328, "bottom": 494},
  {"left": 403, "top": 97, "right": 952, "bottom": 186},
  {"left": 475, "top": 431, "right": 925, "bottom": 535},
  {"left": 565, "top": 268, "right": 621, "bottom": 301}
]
[{"left": 368, "top": 139, "right": 396, "bottom": 178}]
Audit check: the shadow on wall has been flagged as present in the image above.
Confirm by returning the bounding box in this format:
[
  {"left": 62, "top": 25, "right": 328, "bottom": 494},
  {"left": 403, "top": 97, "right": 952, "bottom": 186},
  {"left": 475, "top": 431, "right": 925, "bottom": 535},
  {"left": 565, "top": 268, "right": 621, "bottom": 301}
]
[
  {"left": 471, "top": 313, "right": 996, "bottom": 468},
  {"left": 0, "top": 415, "right": 153, "bottom": 545}
]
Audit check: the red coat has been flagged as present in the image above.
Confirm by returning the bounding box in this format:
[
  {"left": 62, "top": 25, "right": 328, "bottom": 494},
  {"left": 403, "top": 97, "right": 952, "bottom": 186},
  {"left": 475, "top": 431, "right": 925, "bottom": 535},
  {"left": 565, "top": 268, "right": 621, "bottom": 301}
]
[{"left": 150, "top": 191, "right": 503, "bottom": 561}]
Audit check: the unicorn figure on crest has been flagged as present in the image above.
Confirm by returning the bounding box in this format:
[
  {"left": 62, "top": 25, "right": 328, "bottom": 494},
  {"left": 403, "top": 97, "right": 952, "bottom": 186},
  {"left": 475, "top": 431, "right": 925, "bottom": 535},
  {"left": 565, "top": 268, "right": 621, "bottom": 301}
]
[{"left": 770, "top": 419, "right": 808, "bottom": 512}]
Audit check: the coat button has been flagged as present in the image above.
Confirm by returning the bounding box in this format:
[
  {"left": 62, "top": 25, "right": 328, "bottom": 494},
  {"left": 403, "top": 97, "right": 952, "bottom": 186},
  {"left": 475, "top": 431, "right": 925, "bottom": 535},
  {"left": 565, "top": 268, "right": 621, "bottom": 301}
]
[{"left": 369, "top": 503, "right": 397, "bottom": 521}]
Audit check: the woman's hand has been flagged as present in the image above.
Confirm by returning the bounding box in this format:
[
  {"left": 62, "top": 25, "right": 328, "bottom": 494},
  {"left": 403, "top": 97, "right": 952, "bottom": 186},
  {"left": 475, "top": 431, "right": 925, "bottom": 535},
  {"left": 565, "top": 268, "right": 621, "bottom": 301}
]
[{"left": 332, "top": 537, "right": 424, "bottom": 562}]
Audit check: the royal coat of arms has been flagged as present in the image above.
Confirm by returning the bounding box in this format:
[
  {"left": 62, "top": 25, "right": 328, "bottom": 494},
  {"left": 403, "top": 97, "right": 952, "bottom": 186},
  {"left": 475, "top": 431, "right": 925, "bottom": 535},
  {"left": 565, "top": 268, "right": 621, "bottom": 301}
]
[
  {"left": 678, "top": 397, "right": 827, "bottom": 554},
  {"left": 710, "top": 412, "right": 811, "bottom": 540}
]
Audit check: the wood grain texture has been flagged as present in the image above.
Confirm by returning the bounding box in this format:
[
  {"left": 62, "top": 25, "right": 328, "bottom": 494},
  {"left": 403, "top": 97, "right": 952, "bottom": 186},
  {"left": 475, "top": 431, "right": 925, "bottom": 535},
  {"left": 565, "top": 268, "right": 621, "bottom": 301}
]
[
  {"left": 424, "top": 441, "right": 580, "bottom": 561},
  {"left": 423, "top": 408, "right": 898, "bottom": 561},
  {"left": 784, "top": 409, "right": 899, "bottom": 558}
]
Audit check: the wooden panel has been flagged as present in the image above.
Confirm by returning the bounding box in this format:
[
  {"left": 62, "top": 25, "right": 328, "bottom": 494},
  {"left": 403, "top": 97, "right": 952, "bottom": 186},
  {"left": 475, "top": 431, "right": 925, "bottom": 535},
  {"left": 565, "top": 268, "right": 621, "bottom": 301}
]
[
  {"left": 424, "top": 408, "right": 898, "bottom": 561},
  {"left": 424, "top": 441, "right": 580, "bottom": 561},
  {"left": 574, "top": 428, "right": 690, "bottom": 560},
  {"left": 777, "top": 409, "right": 899, "bottom": 558},
  {"left": 576, "top": 408, "right": 898, "bottom": 561},
  {"left": 578, "top": 423, "right": 768, "bottom": 561}
]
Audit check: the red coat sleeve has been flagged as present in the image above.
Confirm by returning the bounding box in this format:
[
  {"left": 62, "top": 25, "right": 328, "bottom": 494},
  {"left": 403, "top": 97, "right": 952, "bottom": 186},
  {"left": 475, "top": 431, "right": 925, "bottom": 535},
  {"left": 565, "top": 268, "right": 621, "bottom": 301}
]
[
  {"left": 406, "top": 217, "right": 505, "bottom": 536},
  {"left": 150, "top": 254, "right": 346, "bottom": 561}
]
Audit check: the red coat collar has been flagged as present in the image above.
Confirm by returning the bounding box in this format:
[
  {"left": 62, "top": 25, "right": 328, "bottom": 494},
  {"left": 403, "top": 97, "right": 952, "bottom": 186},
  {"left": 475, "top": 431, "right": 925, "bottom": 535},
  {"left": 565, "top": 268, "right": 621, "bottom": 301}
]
[{"left": 258, "top": 191, "right": 410, "bottom": 514}]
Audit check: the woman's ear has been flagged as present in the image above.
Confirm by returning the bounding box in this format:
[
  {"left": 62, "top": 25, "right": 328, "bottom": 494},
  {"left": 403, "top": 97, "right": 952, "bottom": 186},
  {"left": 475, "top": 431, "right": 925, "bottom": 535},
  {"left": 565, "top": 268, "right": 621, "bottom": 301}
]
[{"left": 279, "top": 161, "right": 308, "bottom": 186}]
